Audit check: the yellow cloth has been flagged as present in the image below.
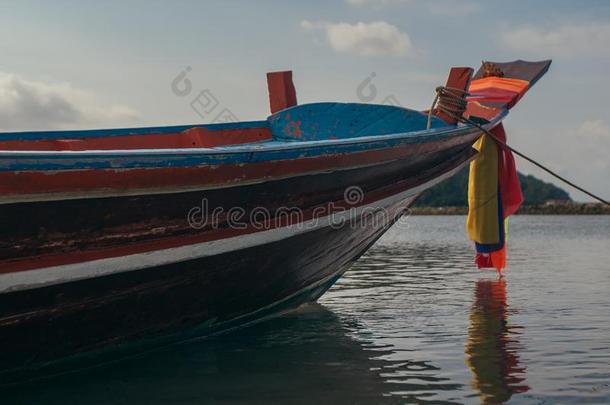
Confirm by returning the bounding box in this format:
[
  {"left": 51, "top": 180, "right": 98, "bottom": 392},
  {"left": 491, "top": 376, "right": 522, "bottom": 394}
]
[{"left": 467, "top": 134, "right": 499, "bottom": 244}]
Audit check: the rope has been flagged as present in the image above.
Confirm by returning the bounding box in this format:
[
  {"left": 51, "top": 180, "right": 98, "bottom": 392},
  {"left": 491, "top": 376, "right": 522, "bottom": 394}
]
[
  {"left": 429, "top": 86, "right": 610, "bottom": 206},
  {"left": 427, "top": 86, "right": 469, "bottom": 130}
]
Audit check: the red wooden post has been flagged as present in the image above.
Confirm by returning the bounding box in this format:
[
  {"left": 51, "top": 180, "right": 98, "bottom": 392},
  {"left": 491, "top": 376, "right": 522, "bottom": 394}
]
[
  {"left": 266, "top": 71, "right": 298, "bottom": 114},
  {"left": 437, "top": 67, "right": 473, "bottom": 125}
]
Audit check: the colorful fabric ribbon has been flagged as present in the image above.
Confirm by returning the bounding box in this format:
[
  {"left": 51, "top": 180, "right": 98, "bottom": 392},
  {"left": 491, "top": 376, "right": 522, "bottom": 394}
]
[{"left": 467, "top": 124, "right": 523, "bottom": 271}]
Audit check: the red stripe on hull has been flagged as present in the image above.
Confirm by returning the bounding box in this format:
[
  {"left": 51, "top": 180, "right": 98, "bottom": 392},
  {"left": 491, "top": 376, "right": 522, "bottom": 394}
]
[
  {"left": 0, "top": 127, "right": 271, "bottom": 152},
  {"left": 0, "top": 137, "right": 462, "bottom": 199}
]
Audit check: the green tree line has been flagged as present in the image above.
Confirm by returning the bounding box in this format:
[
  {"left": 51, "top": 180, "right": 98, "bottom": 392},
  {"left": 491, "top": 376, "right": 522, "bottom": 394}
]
[{"left": 415, "top": 167, "right": 571, "bottom": 207}]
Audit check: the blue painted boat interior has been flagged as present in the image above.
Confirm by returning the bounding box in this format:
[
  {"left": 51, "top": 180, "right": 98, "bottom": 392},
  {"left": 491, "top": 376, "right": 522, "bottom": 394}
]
[
  {"left": 268, "top": 103, "right": 448, "bottom": 142},
  {"left": 0, "top": 103, "right": 449, "bottom": 144},
  {"left": 0, "top": 102, "right": 478, "bottom": 171}
]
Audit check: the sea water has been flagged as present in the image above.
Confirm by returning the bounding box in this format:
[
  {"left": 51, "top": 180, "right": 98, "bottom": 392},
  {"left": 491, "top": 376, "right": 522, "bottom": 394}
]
[{"left": 2, "top": 216, "right": 609, "bottom": 404}]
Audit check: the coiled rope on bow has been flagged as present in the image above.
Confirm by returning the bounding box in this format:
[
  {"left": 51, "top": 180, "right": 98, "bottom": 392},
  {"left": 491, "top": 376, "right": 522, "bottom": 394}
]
[
  {"left": 426, "top": 86, "right": 470, "bottom": 130},
  {"left": 427, "top": 86, "right": 610, "bottom": 206}
]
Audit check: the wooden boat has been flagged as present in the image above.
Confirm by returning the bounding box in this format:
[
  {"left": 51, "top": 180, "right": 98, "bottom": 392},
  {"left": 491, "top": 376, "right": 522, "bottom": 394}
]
[{"left": 0, "top": 60, "right": 550, "bottom": 374}]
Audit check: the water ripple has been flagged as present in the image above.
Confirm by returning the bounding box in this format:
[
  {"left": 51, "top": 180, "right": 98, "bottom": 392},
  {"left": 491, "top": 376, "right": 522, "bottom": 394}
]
[{"left": 1, "top": 216, "right": 608, "bottom": 404}]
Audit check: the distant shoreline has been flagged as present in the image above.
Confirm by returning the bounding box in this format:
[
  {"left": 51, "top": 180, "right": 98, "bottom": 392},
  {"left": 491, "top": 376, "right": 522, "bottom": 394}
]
[{"left": 410, "top": 203, "right": 610, "bottom": 215}]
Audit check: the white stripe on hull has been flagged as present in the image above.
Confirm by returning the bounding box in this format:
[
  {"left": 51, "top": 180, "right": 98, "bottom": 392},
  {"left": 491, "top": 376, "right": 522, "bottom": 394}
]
[{"left": 0, "top": 163, "right": 466, "bottom": 293}]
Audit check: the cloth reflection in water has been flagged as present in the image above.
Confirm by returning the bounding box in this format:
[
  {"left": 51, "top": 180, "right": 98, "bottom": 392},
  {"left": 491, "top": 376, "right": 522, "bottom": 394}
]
[{"left": 465, "top": 278, "right": 529, "bottom": 404}]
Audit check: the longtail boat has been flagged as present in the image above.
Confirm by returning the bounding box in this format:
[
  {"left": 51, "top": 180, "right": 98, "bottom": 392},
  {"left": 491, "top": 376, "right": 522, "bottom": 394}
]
[{"left": 0, "top": 60, "right": 550, "bottom": 375}]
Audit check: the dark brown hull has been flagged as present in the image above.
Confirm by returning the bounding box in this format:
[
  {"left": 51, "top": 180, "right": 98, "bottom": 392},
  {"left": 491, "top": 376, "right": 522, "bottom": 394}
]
[{"left": 0, "top": 136, "right": 477, "bottom": 377}]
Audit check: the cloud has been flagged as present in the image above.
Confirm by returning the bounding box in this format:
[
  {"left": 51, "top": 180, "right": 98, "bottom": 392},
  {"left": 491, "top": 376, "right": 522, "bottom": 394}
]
[
  {"left": 345, "top": 0, "right": 480, "bottom": 16},
  {"left": 0, "top": 72, "right": 139, "bottom": 131},
  {"left": 515, "top": 119, "right": 610, "bottom": 201},
  {"left": 345, "top": 0, "right": 410, "bottom": 6},
  {"left": 578, "top": 119, "right": 610, "bottom": 138},
  {"left": 427, "top": 1, "right": 481, "bottom": 16},
  {"left": 576, "top": 120, "right": 610, "bottom": 173},
  {"left": 301, "top": 20, "right": 413, "bottom": 57},
  {"left": 502, "top": 22, "right": 610, "bottom": 57},
  {"left": 405, "top": 72, "right": 445, "bottom": 84}
]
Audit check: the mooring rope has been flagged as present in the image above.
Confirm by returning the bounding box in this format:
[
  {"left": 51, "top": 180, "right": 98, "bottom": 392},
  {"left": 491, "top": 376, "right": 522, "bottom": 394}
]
[{"left": 429, "top": 86, "right": 610, "bottom": 206}]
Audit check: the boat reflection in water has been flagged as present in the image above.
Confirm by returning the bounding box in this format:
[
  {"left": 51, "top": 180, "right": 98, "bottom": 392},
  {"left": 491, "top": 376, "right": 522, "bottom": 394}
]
[
  {"left": 465, "top": 277, "right": 529, "bottom": 404},
  {"left": 1, "top": 305, "right": 411, "bottom": 404},
  {"left": 2, "top": 240, "right": 535, "bottom": 404}
]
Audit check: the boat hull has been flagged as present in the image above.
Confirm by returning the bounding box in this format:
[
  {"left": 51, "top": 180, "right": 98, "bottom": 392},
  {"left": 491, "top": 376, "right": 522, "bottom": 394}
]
[
  {"left": 0, "top": 196, "right": 407, "bottom": 374},
  {"left": 0, "top": 127, "right": 478, "bottom": 375}
]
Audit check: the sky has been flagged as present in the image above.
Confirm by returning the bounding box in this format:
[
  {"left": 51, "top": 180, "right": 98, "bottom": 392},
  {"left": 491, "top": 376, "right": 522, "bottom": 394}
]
[{"left": 1, "top": 0, "right": 609, "bottom": 201}]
